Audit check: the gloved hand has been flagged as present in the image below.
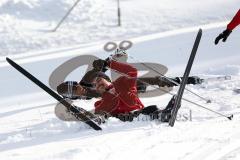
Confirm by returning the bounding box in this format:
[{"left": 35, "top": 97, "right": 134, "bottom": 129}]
[
  {"left": 111, "top": 51, "right": 128, "bottom": 62},
  {"left": 92, "top": 58, "right": 109, "bottom": 71},
  {"left": 215, "top": 29, "right": 232, "bottom": 45}
]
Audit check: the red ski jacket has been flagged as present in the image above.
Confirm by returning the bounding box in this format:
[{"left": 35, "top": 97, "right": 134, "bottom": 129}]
[
  {"left": 227, "top": 9, "right": 240, "bottom": 31},
  {"left": 94, "top": 60, "right": 144, "bottom": 116}
]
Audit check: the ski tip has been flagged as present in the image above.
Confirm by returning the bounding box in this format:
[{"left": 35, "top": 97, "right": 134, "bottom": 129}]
[
  {"left": 198, "top": 28, "right": 202, "bottom": 36},
  {"left": 228, "top": 115, "right": 233, "bottom": 120},
  {"left": 6, "top": 57, "right": 12, "bottom": 64},
  {"left": 6, "top": 57, "right": 10, "bottom": 61},
  {"left": 6, "top": 57, "right": 15, "bottom": 66}
]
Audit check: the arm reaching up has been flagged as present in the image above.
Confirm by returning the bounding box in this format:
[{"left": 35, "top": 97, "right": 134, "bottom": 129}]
[{"left": 215, "top": 9, "right": 240, "bottom": 45}]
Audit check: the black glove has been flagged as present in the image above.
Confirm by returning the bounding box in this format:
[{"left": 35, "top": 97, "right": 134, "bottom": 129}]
[
  {"left": 215, "top": 29, "right": 232, "bottom": 45},
  {"left": 92, "top": 58, "right": 109, "bottom": 72}
]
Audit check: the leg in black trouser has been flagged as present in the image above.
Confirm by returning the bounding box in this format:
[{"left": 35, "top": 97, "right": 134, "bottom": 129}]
[
  {"left": 116, "top": 95, "right": 177, "bottom": 122},
  {"left": 137, "top": 76, "right": 203, "bottom": 93},
  {"left": 137, "top": 77, "right": 175, "bottom": 89},
  {"left": 139, "top": 96, "right": 176, "bottom": 122}
]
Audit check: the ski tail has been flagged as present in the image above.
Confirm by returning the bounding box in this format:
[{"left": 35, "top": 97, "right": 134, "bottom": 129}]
[
  {"left": 169, "top": 29, "right": 202, "bottom": 127},
  {"left": 6, "top": 57, "right": 102, "bottom": 131}
]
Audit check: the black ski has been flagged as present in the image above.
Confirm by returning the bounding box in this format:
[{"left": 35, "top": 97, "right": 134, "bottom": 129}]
[
  {"left": 6, "top": 57, "right": 102, "bottom": 131},
  {"left": 169, "top": 29, "right": 202, "bottom": 127}
]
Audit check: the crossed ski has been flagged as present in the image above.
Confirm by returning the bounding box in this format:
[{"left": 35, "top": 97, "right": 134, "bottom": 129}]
[
  {"left": 6, "top": 28, "right": 213, "bottom": 130},
  {"left": 169, "top": 29, "right": 202, "bottom": 127}
]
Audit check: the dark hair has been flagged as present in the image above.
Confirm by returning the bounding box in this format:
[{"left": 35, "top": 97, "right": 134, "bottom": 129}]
[{"left": 95, "top": 72, "right": 111, "bottom": 82}]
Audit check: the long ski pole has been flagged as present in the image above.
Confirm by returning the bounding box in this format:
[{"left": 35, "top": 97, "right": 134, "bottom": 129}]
[
  {"left": 182, "top": 97, "right": 233, "bottom": 120},
  {"left": 128, "top": 56, "right": 212, "bottom": 103},
  {"left": 109, "top": 65, "right": 233, "bottom": 120},
  {"left": 127, "top": 57, "right": 234, "bottom": 120}
]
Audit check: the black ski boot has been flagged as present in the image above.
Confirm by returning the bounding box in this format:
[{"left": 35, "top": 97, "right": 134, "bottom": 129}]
[{"left": 174, "top": 76, "right": 203, "bottom": 85}]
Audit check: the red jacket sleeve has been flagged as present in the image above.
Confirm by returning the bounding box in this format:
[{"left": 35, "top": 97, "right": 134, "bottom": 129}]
[
  {"left": 227, "top": 9, "right": 240, "bottom": 31},
  {"left": 109, "top": 60, "right": 137, "bottom": 78}
]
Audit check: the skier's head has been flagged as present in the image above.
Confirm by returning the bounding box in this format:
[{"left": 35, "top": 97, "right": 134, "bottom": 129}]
[
  {"left": 57, "top": 81, "right": 83, "bottom": 99},
  {"left": 93, "top": 72, "right": 112, "bottom": 94}
]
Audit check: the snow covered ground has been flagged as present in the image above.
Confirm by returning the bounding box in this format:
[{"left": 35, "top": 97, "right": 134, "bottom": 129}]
[
  {"left": 0, "top": 0, "right": 239, "bottom": 55},
  {"left": 0, "top": 0, "right": 240, "bottom": 160},
  {"left": 0, "top": 73, "right": 240, "bottom": 160}
]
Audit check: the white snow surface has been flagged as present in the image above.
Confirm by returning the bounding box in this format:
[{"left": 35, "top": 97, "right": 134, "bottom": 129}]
[
  {"left": 0, "top": 0, "right": 240, "bottom": 160},
  {"left": 0, "top": 0, "right": 239, "bottom": 55}
]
